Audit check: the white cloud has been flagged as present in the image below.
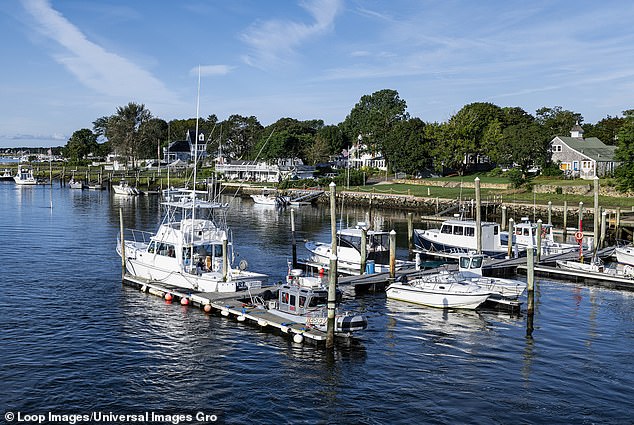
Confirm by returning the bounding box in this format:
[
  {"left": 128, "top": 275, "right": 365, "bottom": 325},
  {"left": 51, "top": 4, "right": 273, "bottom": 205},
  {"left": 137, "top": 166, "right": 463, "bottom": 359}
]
[
  {"left": 240, "top": 0, "right": 342, "bottom": 69},
  {"left": 20, "top": 0, "right": 180, "bottom": 104}
]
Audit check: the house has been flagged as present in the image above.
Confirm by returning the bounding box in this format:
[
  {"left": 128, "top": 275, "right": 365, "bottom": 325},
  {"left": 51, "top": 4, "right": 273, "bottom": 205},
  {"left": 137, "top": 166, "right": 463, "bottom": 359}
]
[
  {"left": 216, "top": 158, "right": 315, "bottom": 182},
  {"left": 550, "top": 123, "right": 618, "bottom": 179},
  {"left": 331, "top": 143, "right": 387, "bottom": 171},
  {"left": 163, "top": 130, "right": 208, "bottom": 163}
]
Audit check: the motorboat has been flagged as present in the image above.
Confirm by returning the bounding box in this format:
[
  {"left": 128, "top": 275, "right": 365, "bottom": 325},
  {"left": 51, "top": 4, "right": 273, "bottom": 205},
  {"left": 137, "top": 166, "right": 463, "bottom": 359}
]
[
  {"left": 253, "top": 266, "right": 367, "bottom": 335},
  {"left": 501, "top": 218, "right": 579, "bottom": 256},
  {"left": 0, "top": 168, "right": 13, "bottom": 180},
  {"left": 303, "top": 222, "right": 412, "bottom": 276},
  {"left": 557, "top": 255, "right": 634, "bottom": 279},
  {"left": 615, "top": 245, "right": 634, "bottom": 266},
  {"left": 117, "top": 188, "right": 267, "bottom": 292},
  {"left": 112, "top": 179, "right": 139, "bottom": 195},
  {"left": 250, "top": 188, "right": 290, "bottom": 206},
  {"left": 13, "top": 164, "right": 37, "bottom": 185},
  {"left": 414, "top": 217, "right": 506, "bottom": 258},
  {"left": 453, "top": 253, "right": 526, "bottom": 299},
  {"left": 69, "top": 178, "right": 84, "bottom": 189},
  {"left": 386, "top": 273, "right": 492, "bottom": 310}
]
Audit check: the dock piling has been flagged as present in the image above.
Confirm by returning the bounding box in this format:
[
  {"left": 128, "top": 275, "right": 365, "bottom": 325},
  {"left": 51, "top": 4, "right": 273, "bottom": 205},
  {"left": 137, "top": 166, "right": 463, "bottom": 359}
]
[
  {"left": 475, "top": 177, "right": 482, "bottom": 254},
  {"left": 360, "top": 228, "right": 367, "bottom": 275},
  {"left": 536, "top": 219, "right": 543, "bottom": 263},
  {"left": 389, "top": 230, "right": 396, "bottom": 279},
  {"left": 548, "top": 201, "right": 552, "bottom": 225},
  {"left": 119, "top": 208, "right": 126, "bottom": 282},
  {"left": 594, "top": 177, "right": 599, "bottom": 247},
  {"left": 501, "top": 205, "right": 507, "bottom": 231},
  {"left": 563, "top": 201, "right": 568, "bottom": 239},
  {"left": 600, "top": 210, "right": 607, "bottom": 248},
  {"left": 290, "top": 209, "right": 297, "bottom": 268},
  {"left": 326, "top": 254, "right": 337, "bottom": 349},
  {"left": 507, "top": 218, "right": 514, "bottom": 259},
  {"left": 407, "top": 212, "right": 414, "bottom": 254}
]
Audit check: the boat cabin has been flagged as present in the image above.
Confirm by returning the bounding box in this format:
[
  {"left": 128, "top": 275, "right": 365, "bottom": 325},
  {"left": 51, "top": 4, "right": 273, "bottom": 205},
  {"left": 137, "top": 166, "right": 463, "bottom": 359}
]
[
  {"left": 458, "top": 254, "right": 485, "bottom": 277},
  {"left": 337, "top": 229, "right": 390, "bottom": 263},
  {"left": 275, "top": 281, "right": 342, "bottom": 317}
]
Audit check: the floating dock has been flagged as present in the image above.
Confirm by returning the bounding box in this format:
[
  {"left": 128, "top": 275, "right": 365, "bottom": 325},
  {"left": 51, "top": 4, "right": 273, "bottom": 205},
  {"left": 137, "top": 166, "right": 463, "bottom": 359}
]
[{"left": 122, "top": 274, "right": 333, "bottom": 344}]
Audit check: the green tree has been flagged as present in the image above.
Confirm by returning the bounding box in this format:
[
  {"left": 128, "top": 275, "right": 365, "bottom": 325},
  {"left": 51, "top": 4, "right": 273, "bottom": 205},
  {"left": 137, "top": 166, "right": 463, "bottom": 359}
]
[
  {"left": 342, "top": 89, "right": 408, "bottom": 153},
  {"left": 217, "top": 115, "right": 263, "bottom": 160},
  {"left": 107, "top": 102, "right": 153, "bottom": 166},
  {"left": 503, "top": 122, "right": 548, "bottom": 176},
  {"left": 253, "top": 118, "right": 320, "bottom": 162},
  {"left": 382, "top": 118, "right": 431, "bottom": 174},
  {"left": 583, "top": 115, "right": 625, "bottom": 145},
  {"left": 64, "top": 128, "right": 98, "bottom": 163},
  {"left": 138, "top": 118, "right": 168, "bottom": 160},
  {"left": 536, "top": 106, "right": 583, "bottom": 139},
  {"left": 614, "top": 110, "right": 634, "bottom": 191}
]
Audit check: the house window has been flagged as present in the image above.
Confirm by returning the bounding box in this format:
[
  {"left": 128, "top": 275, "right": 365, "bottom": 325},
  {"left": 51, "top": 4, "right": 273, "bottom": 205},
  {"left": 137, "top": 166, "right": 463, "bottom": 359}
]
[
  {"left": 552, "top": 145, "right": 562, "bottom": 152},
  {"left": 573, "top": 161, "right": 579, "bottom": 171},
  {"left": 582, "top": 161, "right": 593, "bottom": 169}
]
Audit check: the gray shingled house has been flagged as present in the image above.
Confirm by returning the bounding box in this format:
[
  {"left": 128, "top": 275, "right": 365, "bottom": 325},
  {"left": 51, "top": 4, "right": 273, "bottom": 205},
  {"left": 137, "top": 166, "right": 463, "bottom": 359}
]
[{"left": 550, "top": 123, "right": 618, "bottom": 179}]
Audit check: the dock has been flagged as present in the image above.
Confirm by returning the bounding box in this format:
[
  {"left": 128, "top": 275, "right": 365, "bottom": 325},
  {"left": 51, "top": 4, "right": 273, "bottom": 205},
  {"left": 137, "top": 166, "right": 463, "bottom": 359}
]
[{"left": 122, "top": 274, "right": 332, "bottom": 344}]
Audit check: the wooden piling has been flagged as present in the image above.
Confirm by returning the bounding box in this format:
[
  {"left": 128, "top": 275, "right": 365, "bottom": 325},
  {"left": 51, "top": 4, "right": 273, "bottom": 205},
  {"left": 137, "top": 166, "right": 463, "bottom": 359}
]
[
  {"left": 616, "top": 207, "right": 622, "bottom": 240},
  {"left": 507, "top": 218, "right": 514, "bottom": 259},
  {"left": 119, "top": 208, "right": 126, "bottom": 282},
  {"left": 563, "top": 201, "right": 568, "bottom": 239},
  {"left": 547, "top": 201, "right": 552, "bottom": 225},
  {"left": 222, "top": 236, "right": 228, "bottom": 281},
  {"left": 600, "top": 210, "right": 607, "bottom": 248},
  {"left": 329, "top": 182, "right": 337, "bottom": 255},
  {"left": 536, "top": 219, "right": 542, "bottom": 263},
  {"left": 360, "top": 228, "right": 367, "bottom": 275},
  {"left": 475, "top": 177, "right": 482, "bottom": 254},
  {"left": 527, "top": 242, "right": 535, "bottom": 293},
  {"left": 579, "top": 201, "right": 584, "bottom": 232},
  {"left": 407, "top": 212, "right": 414, "bottom": 253},
  {"left": 290, "top": 209, "right": 297, "bottom": 268},
  {"left": 501, "top": 206, "right": 507, "bottom": 231},
  {"left": 326, "top": 254, "right": 337, "bottom": 349},
  {"left": 389, "top": 230, "right": 396, "bottom": 279}
]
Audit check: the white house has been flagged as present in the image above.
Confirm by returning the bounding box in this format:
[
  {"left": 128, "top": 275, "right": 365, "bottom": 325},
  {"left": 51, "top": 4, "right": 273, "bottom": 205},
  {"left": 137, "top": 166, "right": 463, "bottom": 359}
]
[{"left": 216, "top": 158, "right": 315, "bottom": 182}]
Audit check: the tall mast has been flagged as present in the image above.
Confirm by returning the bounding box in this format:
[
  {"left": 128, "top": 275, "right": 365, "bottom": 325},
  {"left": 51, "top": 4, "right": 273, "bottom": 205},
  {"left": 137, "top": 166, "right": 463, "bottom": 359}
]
[{"left": 190, "top": 66, "right": 201, "bottom": 271}]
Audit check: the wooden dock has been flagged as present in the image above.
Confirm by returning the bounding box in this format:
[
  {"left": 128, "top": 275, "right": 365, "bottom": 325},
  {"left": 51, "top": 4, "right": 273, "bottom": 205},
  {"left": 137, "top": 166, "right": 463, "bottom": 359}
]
[{"left": 122, "top": 274, "right": 332, "bottom": 344}]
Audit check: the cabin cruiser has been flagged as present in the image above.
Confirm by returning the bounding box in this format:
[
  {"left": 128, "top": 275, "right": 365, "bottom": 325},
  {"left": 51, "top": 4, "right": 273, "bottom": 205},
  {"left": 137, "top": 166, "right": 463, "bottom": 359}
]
[
  {"left": 117, "top": 189, "right": 267, "bottom": 292},
  {"left": 13, "top": 164, "right": 37, "bottom": 185},
  {"left": 501, "top": 218, "right": 579, "bottom": 256},
  {"left": 303, "top": 222, "right": 412, "bottom": 275},
  {"left": 254, "top": 266, "right": 367, "bottom": 335},
  {"left": 0, "top": 168, "right": 13, "bottom": 180},
  {"left": 414, "top": 218, "right": 506, "bottom": 258}
]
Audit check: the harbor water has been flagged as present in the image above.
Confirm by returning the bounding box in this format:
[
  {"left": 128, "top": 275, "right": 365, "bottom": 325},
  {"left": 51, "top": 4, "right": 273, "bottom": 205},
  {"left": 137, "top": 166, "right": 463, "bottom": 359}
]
[{"left": 1, "top": 182, "right": 633, "bottom": 424}]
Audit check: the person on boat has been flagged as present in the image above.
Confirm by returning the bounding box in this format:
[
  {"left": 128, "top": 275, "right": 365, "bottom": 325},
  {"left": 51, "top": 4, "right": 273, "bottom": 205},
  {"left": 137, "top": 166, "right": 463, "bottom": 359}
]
[{"left": 196, "top": 257, "right": 205, "bottom": 276}]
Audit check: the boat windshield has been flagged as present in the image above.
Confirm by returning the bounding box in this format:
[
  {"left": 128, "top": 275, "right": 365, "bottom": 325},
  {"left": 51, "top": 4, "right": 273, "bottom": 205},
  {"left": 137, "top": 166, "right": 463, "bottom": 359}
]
[{"left": 308, "top": 290, "right": 328, "bottom": 307}]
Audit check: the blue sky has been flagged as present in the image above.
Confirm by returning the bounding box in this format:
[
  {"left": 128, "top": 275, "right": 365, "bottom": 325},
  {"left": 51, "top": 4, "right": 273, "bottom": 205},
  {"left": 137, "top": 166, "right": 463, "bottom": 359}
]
[{"left": 1, "top": 0, "right": 633, "bottom": 148}]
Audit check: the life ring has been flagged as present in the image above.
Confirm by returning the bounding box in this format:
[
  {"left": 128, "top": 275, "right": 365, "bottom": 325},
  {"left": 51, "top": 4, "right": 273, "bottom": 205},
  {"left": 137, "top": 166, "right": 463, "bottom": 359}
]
[{"left": 574, "top": 231, "right": 584, "bottom": 243}]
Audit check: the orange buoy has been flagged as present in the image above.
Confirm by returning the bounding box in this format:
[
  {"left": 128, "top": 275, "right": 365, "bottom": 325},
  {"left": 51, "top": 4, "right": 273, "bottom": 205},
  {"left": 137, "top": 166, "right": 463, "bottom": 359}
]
[
  {"left": 180, "top": 297, "right": 189, "bottom": 306},
  {"left": 165, "top": 293, "right": 173, "bottom": 301},
  {"left": 203, "top": 304, "right": 212, "bottom": 313}
]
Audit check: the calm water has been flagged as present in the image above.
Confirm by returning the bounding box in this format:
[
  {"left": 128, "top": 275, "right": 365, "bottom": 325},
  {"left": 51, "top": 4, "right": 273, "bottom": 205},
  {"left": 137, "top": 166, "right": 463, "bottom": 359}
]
[{"left": 1, "top": 182, "right": 633, "bottom": 424}]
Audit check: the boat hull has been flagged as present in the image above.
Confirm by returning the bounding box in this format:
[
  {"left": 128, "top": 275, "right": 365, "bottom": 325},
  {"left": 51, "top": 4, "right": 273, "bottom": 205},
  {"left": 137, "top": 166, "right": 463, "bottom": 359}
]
[
  {"left": 386, "top": 283, "right": 491, "bottom": 309},
  {"left": 616, "top": 246, "right": 634, "bottom": 266}
]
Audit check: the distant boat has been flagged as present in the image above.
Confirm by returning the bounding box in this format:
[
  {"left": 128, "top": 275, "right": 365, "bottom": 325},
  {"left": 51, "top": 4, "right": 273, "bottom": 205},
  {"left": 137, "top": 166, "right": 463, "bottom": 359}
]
[
  {"left": 0, "top": 168, "right": 13, "bottom": 180},
  {"left": 69, "top": 178, "right": 84, "bottom": 189},
  {"left": 250, "top": 188, "right": 289, "bottom": 206},
  {"left": 112, "top": 179, "right": 139, "bottom": 195},
  {"left": 13, "top": 165, "right": 37, "bottom": 185}
]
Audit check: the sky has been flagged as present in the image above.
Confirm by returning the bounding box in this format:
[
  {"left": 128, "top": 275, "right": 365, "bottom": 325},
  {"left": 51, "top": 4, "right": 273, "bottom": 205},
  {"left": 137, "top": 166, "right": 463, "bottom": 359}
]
[{"left": 1, "top": 0, "right": 633, "bottom": 149}]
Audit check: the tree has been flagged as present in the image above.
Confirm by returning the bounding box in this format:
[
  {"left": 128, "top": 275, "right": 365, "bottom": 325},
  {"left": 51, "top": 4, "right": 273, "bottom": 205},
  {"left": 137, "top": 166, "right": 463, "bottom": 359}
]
[
  {"left": 64, "top": 129, "right": 98, "bottom": 163},
  {"left": 253, "top": 118, "right": 320, "bottom": 162},
  {"left": 382, "top": 118, "right": 431, "bottom": 174},
  {"left": 583, "top": 115, "right": 625, "bottom": 145},
  {"left": 614, "top": 110, "right": 634, "bottom": 191},
  {"left": 138, "top": 118, "right": 168, "bottom": 160},
  {"left": 107, "top": 102, "right": 153, "bottom": 166},
  {"left": 216, "top": 115, "right": 263, "bottom": 160},
  {"left": 502, "top": 122, "right": 548, "bottom": 176},
  {"left": 481, "top": 119, "right": 505, "bottom": 165},
  {"left": 535, "top": 106, "right": 583, "bottom": 139},
  {"left": 342, "top": 89, "right": 408, "bottom": 153},
  {"left": 449, "top": 102, "right": 505, "bottom": 166}
]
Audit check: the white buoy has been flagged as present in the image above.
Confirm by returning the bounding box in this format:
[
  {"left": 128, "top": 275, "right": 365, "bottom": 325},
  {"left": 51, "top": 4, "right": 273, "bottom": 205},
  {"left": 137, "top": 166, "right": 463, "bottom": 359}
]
[
  {"left": 293, "top": 333, "right": 304, "bottom": 344},
  {"left": 237, "top": 315, "right": 246, "bottom": 322},
  {"left": 221, "top": 309, "right": 230, "bottom": 317},
  {"left": 257, "top": 319, "right": 267, "bottom": 327}
]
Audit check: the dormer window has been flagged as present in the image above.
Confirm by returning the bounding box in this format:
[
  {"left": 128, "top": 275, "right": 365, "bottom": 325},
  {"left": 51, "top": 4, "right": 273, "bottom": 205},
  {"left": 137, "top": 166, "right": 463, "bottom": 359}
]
[{"left": 552, "top": 145, "right": 562, "bottom": 152}]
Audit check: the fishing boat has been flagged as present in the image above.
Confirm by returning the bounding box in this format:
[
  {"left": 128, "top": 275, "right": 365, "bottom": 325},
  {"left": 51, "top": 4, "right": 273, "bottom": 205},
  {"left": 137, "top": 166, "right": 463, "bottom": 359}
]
[
  {"left": 112, "top": 179, "right": 139, "bottom": 195},
  {"left": 414, "top": 217, "right": 506, "bottom": 258},
  {"left": 13, "top": 164, "right": 37, "bottom": 185},
  {"left": 117, "top": 188, "right": 267, "bottom": 292},
  {"left": 302, "top": 222, "right": 412, "bottom": 275},
  {"left": 250, "top": 188, "right": 290, "bottom": 206},
  {"left": 0, "top": 168, "right": 13, "bottom": 180},
  {"left": 386, "top": 273, "right": 492, "bottom": 310},
  {"left": 253, "top": 266, "right": 367, "bottom": 335},
  {"left": 501, "top": 218, "right": 579, "bottom": 255}
]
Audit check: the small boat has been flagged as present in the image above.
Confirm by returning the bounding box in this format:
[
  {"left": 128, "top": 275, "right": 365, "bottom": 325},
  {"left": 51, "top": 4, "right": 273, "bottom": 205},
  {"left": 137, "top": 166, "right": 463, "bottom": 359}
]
[
  {"left": 0, "top": 168, "right": 13, "bottom": 180},
  {"left": 557, "top": 255, "right": 634, "bottom": 279},
  {"left": 112, "top": 179, "right": 139, "bottom": 195},
  {"left": 501, "top": 218, "right": 579, "bottom": 256},
  {"left": 454, "top": 253, "right": 526, "bottom": 300},
  {"left": 68, "top": 178, "right": 84, "bottom": 189},
  {"left": 13, "top": 164, "right": 37, "bottom": 185},
  {"left": 303, "top": 222, "right": 413, "bottom": 276},
  {"left": 254, "top": 266, "right": 367, "bottom": 335},
  {"left": 87, "top": 182, "right": 105, "bottom": 190},
  {"left": 386, "top": 274, "right": 492, "bottom": 310},
  {"left": 250, "top": 188, "right": 290, "bottom": 206},
  {"left": 615, "top": 245, "right": 634, "bottom": 266}
]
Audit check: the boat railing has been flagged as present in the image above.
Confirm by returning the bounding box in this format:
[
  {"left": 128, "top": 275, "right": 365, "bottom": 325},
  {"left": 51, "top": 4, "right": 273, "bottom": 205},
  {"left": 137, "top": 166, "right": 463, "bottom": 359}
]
[{"left": 125, "top": 229, "right": 154, "bottom": 244}]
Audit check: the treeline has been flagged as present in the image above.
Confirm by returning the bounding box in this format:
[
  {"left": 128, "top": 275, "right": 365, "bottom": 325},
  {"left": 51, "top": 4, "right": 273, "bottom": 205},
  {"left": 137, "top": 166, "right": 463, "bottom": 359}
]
[{"left": 61, "top": 89, "right": 634, "bottom": 188}]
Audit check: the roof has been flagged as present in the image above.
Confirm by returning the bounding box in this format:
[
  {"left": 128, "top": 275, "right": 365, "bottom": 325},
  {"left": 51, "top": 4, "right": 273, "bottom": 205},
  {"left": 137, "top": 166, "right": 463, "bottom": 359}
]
[
  {"left": 167, "top": 140, "right": 191, "bottom": 153},
  {"left": 556, "top": 136, "right": 617, "bottom": 162}
]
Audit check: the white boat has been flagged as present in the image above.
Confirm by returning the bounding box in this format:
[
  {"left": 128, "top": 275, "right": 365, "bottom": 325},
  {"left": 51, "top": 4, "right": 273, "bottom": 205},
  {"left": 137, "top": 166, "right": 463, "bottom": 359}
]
[
  {"left": 303, "top": 222, "right": 412, "bottom": 275},
  {"left": 250, "top": 189, "right": 290, "bottom": 206},
  {"left": 117, "top": 189, "right": 267, "bottom": 292},
  {"left": 253, "top": 267, "right": 367, "bottom": 335},
  {"left": 501, "top": 218, "right": 579, "bottom": 256},
  {"left": 0, "top": 168, "right": 13, "bottom": 180},
  {"left": 112, "top": 179, "right": 139, "bottom": 195},
  {"left": 615, "top": 245, "right": 634, "bottom": 266},
  {"left": 13, "top": 165, "right": 37, "bottom": 185},
  {"left": 557, "top": 256, "right": 634, "bottom": 279},
  {"left": 68, "top": 178, "right": 84, "bottom": 189},
  {"left": 386, "top": 274, "right": 492, "bottom": 309}
]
